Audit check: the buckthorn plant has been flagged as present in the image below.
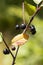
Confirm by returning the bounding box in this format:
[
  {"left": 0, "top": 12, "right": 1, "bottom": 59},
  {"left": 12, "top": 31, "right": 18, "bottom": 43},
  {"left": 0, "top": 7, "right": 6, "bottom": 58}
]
[{"left": 0, "top": 0, "right": 43, "bottom": 65}]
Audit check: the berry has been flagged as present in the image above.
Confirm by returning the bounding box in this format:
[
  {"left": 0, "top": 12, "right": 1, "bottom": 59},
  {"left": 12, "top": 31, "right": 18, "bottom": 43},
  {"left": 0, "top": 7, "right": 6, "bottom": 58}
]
[
  {"left": 20, "top": 24, "right": 26, "bottom": 29},
  {"left": 15, "top": 24, "right": 20, "bottom": 29},
  {"left": 11, "top": 46, "right": 16, "bottom": 51},
  {"left": 3, "top": 48, "right": 10, "bottom": 55},
  {"left": 32, "top": 30, "right": 36, "bottom": 35},
  {"left": 29, "top": 25, "right": 36, "bottom": 35}
]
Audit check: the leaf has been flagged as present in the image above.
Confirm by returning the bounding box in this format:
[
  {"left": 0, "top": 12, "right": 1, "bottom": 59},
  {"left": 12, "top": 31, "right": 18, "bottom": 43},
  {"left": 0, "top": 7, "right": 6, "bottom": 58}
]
[
  {"left": 24, "top": 2, "right": 36, "bottom": 16},
  {"left": 0, "top": 32, "right": 3, "bottom": 42},
  {"left": 11, "top": 33, "right": 29, "bottom": 46},
  {"left": 33, "top": 0, "right": 42, "bottom": 4}
]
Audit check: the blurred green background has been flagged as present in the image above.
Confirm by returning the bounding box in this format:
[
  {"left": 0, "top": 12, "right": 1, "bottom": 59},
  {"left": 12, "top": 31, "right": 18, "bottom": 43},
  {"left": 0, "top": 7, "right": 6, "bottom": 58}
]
[{"left": 0, "top": 0, "right": 43, "bottom": 65}]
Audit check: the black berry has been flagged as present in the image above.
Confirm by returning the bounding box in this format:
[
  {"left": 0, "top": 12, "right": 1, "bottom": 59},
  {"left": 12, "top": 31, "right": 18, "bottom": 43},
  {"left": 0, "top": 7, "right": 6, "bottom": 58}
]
[
  {"left": 15, "top": 24, "right": 20, "bottom": 29},
  {"left": 29, "top": 25, "right": 36, "bottom": 35},
  {"left": 3, "top": 48, "right": 10, "bottom": 55},
  {"left": 20, "top": 24, "right": 26, "bottom": 29},
  {"left": 32, "top": 30, "right": 36, "bottom": 35},
  {"left": 11, "top": 46, "right": 16, "bottom": 51}
]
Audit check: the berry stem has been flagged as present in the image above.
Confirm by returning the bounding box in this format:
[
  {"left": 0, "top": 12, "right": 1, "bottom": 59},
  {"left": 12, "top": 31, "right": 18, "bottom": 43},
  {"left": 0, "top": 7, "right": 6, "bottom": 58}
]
[{"left": 22, "top": 0, "right": 25, "bottom": 24}]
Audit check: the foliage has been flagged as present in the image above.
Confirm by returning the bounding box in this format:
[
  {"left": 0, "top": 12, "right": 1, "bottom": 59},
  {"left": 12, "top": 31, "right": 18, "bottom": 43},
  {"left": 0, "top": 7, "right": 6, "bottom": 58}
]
[{"left": 24, "top": 1, "right": 36, "bottom": 16}]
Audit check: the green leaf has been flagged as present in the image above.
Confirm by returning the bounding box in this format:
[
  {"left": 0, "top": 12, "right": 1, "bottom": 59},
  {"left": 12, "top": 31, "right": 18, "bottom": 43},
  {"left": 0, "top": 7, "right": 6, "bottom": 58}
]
[
  {"left": 24, "top": 2, "right": 36, "bottom": 16},
  {"left": 0, "top": 32, "right": 3, "bottom": 42}
]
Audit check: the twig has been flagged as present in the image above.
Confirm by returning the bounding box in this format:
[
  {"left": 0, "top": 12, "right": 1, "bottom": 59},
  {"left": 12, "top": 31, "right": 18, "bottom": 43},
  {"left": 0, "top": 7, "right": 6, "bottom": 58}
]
[
  {"left": 12, "top": 59, "right": 15, "bottom": 65},
  {"left": 37, "top": 4, "right": 39, "bottom": 9},
  {"left": 3, "top": 36, "right": 19, "bottom": 65},
  {"left": 2, "top": 37, "right": 15, "bottom": 65},
  {"left": 2, "top": 37, "right": 15, "bottom": 58},
  {"left": 13, "top": 5, "right": 41, "bottom": 64},
  {"left": 23, "top": 6, "right": 41, "bottom": 34},
  {"left": 22, "top": 0, "right": 25, "bottom": 24},
  {"left": 12, "top": 46, "right": 19, "bottom": 65},
  {"left": 14, "top": 46, "right": 19, "bottom": 64}
]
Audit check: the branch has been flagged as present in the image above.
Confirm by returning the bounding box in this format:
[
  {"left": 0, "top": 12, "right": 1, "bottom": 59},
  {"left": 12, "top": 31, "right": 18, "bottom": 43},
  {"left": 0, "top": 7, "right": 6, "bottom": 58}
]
[
  {"left": 13, "top": 5, "right": 41, "bottom": 64},
  {"left": 2, "top": 37, "right": 15, "bottom": 65},
  {"left": 13, "top": 3, "right": 42, "bottom": 65},
  {"left": 2, "top": 37, "right": 15, "bottom": 58},
  {"left": 12, "top": 46, "right": 19, "bottom": 65},
  {"left": 14, "top": 46, "right": 19, "bottom": 63},
  {"left": 3, "top": 36, "right": 19, "bottom": 65},
  {"left": 11, "top": 46, "right": 19, "bottom": 65},
  {"left": 23, "top": 6, "right": 41, "bottom": 33}
]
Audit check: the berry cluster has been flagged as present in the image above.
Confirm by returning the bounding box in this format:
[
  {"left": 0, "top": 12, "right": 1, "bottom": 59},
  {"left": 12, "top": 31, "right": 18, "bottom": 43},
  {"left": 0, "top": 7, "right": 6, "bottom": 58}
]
[
  {"left": 3, "top": 47, "right": 16, "bottom": 55},
  {"left": 16, "top": 24, "right": 26, "bottom": 29},
  {"left": 16, "top": 24, "right": 36, "bottom": 35},
  {"left": 3, "top": 24, "right": 36, "bottom": 55},
  {"left": 3, "top": 48, "right": 10, "bottom": 55}
]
